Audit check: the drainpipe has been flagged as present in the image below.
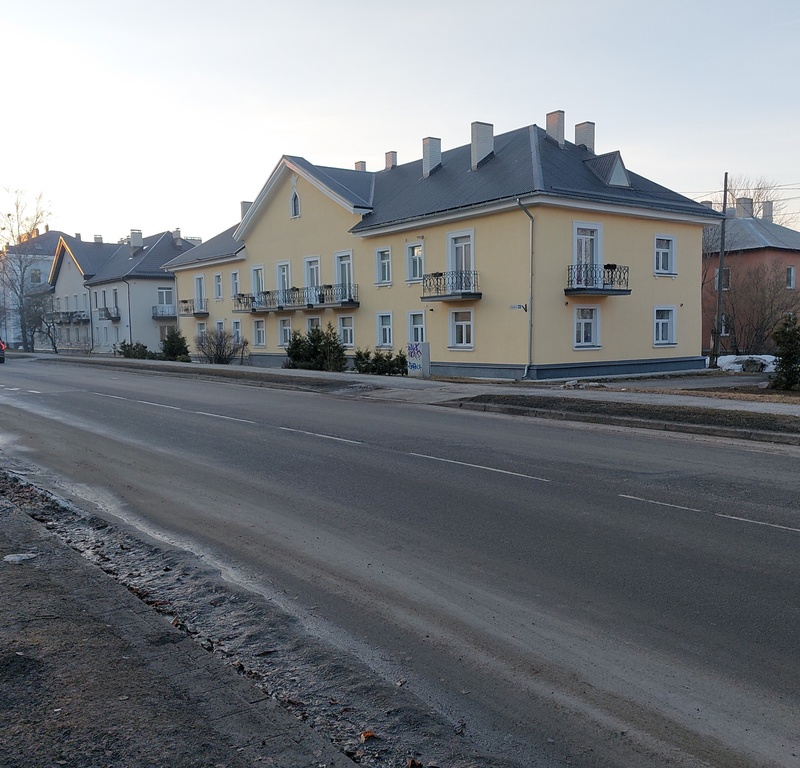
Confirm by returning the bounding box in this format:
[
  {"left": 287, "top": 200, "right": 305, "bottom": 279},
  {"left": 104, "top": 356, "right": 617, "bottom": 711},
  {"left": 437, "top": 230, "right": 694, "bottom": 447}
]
[
  {"left": 122, "top": 279, "right": 133, "bottom": 342},
  {"left": 517, "top": 199, "right": 535, "bottom": 379}
]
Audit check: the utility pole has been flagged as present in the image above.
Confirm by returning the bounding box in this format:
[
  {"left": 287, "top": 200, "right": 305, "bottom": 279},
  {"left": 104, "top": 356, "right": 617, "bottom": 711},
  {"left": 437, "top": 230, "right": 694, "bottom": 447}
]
[{"left": 712, "top": 171, "right": 728, "bottom": 368}]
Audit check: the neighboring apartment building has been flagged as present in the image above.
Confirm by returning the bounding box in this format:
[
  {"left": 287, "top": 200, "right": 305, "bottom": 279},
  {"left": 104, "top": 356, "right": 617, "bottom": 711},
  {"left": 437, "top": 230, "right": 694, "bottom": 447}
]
[
  {"left": 0, "top": 227, "right": 62, "bottom": 348},
  {"left": 162, "top": 221, "right": 247, "bottom": 347},
  {"left": 49, "top": 230, "right": 197, "bottom": 353},
  {"left": 168, "top": 111, "right": 720, "bottom": 379},
  {"left": 702, "top": 198, "right": 800, "bottom": 355}
]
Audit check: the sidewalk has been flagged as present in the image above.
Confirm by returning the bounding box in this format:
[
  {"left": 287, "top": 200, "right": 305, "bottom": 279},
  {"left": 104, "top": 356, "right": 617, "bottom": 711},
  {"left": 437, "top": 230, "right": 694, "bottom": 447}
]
[{"left": 0, "top": 501, "right": 352, "bottom": 768}]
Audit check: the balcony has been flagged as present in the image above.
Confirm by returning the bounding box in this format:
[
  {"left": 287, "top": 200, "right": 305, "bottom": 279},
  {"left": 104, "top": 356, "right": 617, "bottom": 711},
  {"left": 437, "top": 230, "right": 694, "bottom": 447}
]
[
  {"left": 565, "top": 264, "right": 631, "bottom": 296},
  {"left": 53, "top": 311, "right": 73, "bottom": 324},
  {"left": 98, "top": 306, "right": 121, "bottom": 321},
  {"left": 178, "top": 298, "right": 208, "bottom": 316},
  {"left": 152, "top": 304, "right": 177, "bottom": 319},
  {"left": 73, "top": 310, "right": 90, "bottom": 323},
  {"left": 247, "top": 284, "right": 360, "bottom": 312},
  {"left": 421, "top": 271, "right": 481, "bottom": 301}
]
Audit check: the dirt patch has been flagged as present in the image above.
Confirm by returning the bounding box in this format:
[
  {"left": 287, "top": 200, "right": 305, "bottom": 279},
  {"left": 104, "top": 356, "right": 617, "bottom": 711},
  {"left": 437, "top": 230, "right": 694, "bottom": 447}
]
[{"left": 460, "top": 394, "right": 800, "bottom": 435}]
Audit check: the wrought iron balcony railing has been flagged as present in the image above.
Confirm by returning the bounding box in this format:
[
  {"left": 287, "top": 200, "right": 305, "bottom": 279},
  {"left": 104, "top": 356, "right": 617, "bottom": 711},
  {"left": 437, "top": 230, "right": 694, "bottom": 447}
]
[
  {"left": 565, "top": 264, "right": 631, "bottom": 295},
  {"left": 247, "top": 283, "right": 360, "bottom": 312},
  {"left": 152, "top": 304, "right": 177, "bottom": 318},
  {"left": 421, "top": 271, "right": 481, "bottom": 300},
  {"left": 98, "top": 306, "right": 121, "bottom": 321},
  {"left": 178, "top": 298, "right": 208, "bottom": 316}
]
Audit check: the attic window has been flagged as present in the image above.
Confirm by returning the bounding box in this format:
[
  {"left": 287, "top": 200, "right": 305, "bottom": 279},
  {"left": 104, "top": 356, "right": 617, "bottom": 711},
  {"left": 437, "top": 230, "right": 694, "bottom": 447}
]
[
  {"left": 585, "top": 151, "right": 631, "bottom": 188},
  {"left": 290, "top": 191, "right": 300, "bottom": 218}
]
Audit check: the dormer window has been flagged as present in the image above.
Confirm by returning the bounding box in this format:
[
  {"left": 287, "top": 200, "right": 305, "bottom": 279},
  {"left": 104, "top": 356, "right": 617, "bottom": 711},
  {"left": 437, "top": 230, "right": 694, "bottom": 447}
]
[{"left": 290, "top": 190, "right": 300, "bottom": 218}]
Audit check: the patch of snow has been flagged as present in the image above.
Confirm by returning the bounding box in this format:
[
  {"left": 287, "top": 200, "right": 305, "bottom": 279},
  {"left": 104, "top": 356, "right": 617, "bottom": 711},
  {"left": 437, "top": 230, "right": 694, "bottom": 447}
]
[{"left": 714, "top": 355, "right": 775, "bottom": 373}]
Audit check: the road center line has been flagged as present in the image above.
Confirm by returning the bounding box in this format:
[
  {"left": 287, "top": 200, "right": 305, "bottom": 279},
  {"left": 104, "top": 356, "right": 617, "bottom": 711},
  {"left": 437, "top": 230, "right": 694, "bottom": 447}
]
[
  {"left": 714, "top": 513, "right": 800, "bottom": 533},
  {"left": 136, "top": 400, "right": 181, "bottom": 410},
  {"left": 620, "top": 494, "right": 800, "bottom": 533},
  {"left": 93, "top": 393, "right": 128, "bottom": 400},
  {"left": 278, "top": 427, "right": 362, "bottom": 444},
  {"left": 194, "top": 411, "right": 258, "bottom": 424},
  {"left": 619, "top": 494, "right": 705, "bottom": 513},
  {"left": 410, "top": 453, "right": 550, "bottom": 482}
]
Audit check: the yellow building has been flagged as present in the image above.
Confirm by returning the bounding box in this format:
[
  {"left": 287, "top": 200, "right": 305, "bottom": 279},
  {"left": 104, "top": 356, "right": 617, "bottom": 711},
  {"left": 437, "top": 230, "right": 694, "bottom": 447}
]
[{"left": 165, "top": 111, "right": 721, "bottom": 379}]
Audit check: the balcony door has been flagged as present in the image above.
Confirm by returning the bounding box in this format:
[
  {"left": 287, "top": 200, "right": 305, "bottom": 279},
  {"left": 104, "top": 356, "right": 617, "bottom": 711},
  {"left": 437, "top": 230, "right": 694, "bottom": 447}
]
[{"left": 575, "top": 225, "right": 600, "bottom": 287}]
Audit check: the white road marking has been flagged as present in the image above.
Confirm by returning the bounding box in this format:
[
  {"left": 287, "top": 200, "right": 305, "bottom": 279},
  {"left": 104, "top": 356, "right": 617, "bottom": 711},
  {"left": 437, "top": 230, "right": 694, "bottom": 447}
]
[
  {"left": 279, "top": 426, "right": 362, "bottom": 444},
  {"left": 194, "top": 411, "right": 257, "bottom": 424},
  {"left": 93, "top": 393, "right": 127, "bottom": 400},
  {"left": 619, "top": 495, "right": 705, "bottom": 513},
  {"left": 620, "top": 494, "right": 800, "bottom": 533},
  {"left": 27, "top": 390, "right": 41, "bottom": 394},
  {"left": 410, "top": 453, "right": 550, "bottom": 482},
  {"left": 136, "top": 400, "right": 180, "bottom": 409}
]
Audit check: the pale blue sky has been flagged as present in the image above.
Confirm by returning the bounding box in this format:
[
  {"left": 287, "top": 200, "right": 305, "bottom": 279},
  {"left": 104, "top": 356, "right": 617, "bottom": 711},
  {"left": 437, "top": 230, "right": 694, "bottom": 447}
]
[{"left": 3, "top": 0, "right": 799, "bottom": 242}]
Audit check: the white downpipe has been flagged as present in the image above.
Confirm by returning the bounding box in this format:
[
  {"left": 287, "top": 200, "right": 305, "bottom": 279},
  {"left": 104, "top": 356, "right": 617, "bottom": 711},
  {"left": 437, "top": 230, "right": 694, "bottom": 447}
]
[{"left": 517, "top": 199, "right": 534, "bottom": 379}]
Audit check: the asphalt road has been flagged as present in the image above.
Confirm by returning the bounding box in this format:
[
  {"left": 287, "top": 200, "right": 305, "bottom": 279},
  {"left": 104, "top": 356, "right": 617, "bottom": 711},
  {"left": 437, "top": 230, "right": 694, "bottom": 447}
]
[{"left": 1, "top": 358, "right": 798, "bottom": 767}]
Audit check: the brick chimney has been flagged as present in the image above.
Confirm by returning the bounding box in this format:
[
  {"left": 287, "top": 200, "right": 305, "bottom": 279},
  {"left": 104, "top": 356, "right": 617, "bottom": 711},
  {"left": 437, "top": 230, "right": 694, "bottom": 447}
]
[
  {"left": 130, "top": 229, "right": 143, "bottom": 248},
  {"left": 546, "top": 110, "right": 565, "bottom": 147},
  {"left": 574, "top": 121, "right": 595, "bottom": 152},
  {"left": 470, "top": 121, "right": 494, "bottom": 170},
  {"left": 762, "top": 200, "right": 774, "bottom": 223},
  {"left": 422, "top": 137, "right": 441, "bottom": 178},
  {"left": 385, "top": 151, "right": 397, "bottom": 170},
  {"left": 355, "top": 161, "right": 366, "bottom": 171},
  {"left": 94, "top": 235, "right": 103, "bottom": 243}
]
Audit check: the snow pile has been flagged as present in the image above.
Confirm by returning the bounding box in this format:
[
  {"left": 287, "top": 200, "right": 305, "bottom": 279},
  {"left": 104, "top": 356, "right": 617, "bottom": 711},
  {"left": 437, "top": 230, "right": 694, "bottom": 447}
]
[{"left": 714, "top": 355, "right": 776, "bottom": 373}]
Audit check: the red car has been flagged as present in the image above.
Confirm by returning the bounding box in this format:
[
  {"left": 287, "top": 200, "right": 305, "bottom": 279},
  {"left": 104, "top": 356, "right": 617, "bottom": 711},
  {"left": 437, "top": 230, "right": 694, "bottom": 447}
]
[{"left": 0, "top": 339, "right": 6, "bottom": 363}]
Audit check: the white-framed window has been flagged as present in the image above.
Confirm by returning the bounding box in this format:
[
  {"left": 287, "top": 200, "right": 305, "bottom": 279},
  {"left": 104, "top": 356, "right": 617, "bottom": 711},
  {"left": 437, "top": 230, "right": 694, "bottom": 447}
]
[
  {"left": 408, "top": 311, "right": 425, "bottom": 343},
  {"left": 305, "top": 256, "right": 321, "bottom": 288},
  {"left": 232, "top": 320, "right": 241, "bottom": 342},
  {"left": 307, "top": 316, "right": 321, "bottom": 332},
  {"left": 230, "top": 271, "right": 240, "bottom": 296},
  {"left": 213, "top": 273, "right": 223, "bottom": 300},
  {"left": 448, "top": 229, "right": 474, "bottom": 272},
  {"left": 112, "top": 289, "right": 118, "bottom": 310},
  {"left": 654, "top": 306, "right": 676, "bottom": 345},
  {"left": 194, "top": 275, "right": 205, "bottom": 302},
  {"left": 787, "top": 266, "right": 796, "bottom": 289},
  {"left": 103, "top": 326, "right": 108, "bottom": 343},
  {"left": 253, "top": 319, "right": 265, "bottom": 347},
  {"left": 197, "top": 322, "right": 207, "bottom": 340},
  {"left": 159, "top": 325, "right": 174, "bottom": 341},
  {"left": 377, "top": 313, "right": 392, "bottom": 347},
  {"left": 574, "top": 306, "right": 600, "bottom": 347},
  {"left": 157, "top": 286, "right": 173, "bottom": 306},
  {"left": 252, "top": 266, "right": 265, "bottom": 294},
  {"left": 655, "top": 236, "right": 676, "bottom": 274},
  {"left": 406, "top": 243, "right": 423, "bottom": 282},
  {"left": 338, "top": 315, "right": 354, "bottom": 347},
  {"left": 30, "top": 268, "right": 41, "bottom": 284},
  {"left": 375, "top": 248, "right": 391, "bottom": 284},
  {"left": 290, "top": 190, "right": 300, "bottom": 218},
  {"left": 335, "top": 251, "right": 353, "bottom": 291},
  {"left": 719, "top": 313, "right": 731, "bottom": 337},
  {"left": 279, "top": 318, "right": 292, "bottom": 347},
  {"left": 574, "top": 222, "right": 603, "bottom": 287},
  {"left": 449, "top": 309, "right": 473, "bottom": 349},
  {"left": 114, "top": 326, "right": 120, "bottom": 343},
  {"left": 93, "top": 291, "right": 98, "bottom": 309},
  {"left": 276, "top": 262, "right": 291, "bottom": 292},
  {"left": 715, "top": 266, "right": 730, "bottom": 291},
  {"left": 215, "top": 320, "right": 224, "bottom": 333}
]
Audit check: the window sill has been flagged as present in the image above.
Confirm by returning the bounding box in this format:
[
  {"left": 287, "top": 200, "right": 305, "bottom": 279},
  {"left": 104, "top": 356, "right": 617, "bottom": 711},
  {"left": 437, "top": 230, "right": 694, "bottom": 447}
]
[
  {"left": 374, "top": 282, "right": 393, "bottom": 288},
  {"left": 447, "top": 345, "right": 474, "bottom": 351},
  {"left": 574, "top": 345, "right": 602, "bottom": 350},
  {"left": 654, "top": 342, "right": 677, "bottom": 348},
  {"left": 406, "top": 279, "right": 422, "bottom": 285},
  {"left": 654, "top": 272, "right": 678, "bottom": 278}
]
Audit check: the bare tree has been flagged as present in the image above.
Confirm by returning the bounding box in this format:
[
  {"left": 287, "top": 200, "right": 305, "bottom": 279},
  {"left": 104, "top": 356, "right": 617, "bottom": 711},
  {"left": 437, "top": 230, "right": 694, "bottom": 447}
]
[
  {"left": 0, "top": 189, "right": 51, "bottom": 350},
  {"left": 194, "top": 329, "right": 248, "bottom": 364},
  {"left": 720, "top": 259, "right": 800, "bottom": 354},
  {"left": 24, "top": 290, "right": 59, "bottom": 353},
  {"left": 707, "top": 174, "right": 795, "bottom": 227}
]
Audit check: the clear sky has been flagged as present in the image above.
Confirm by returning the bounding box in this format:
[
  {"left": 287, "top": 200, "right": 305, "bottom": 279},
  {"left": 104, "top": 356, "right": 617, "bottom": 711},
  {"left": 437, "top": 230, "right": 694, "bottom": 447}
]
[{"left": 3, "top": 0, "right": 799, "bottom": 243}]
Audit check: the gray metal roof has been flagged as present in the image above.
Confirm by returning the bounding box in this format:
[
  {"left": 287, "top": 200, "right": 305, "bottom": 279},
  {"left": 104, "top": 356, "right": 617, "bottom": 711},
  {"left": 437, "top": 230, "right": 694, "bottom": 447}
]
[
  {"left": 703, "top": 216, "right": 800, "bottom": 254},
  {"left": 336, "top": 124, "right": 720, "bottom": 233},
  {"left": 161, "top": 224, "right": 242, "bottom": 269},
  {"left": 283, "top": 157, "right": 375, "bottom": 211},
  {"left": 86, "top": 232, "right": 196, "bottom": 285},
  {"left": 53, "top": 234, "right": 124, "bottom": 280}
]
